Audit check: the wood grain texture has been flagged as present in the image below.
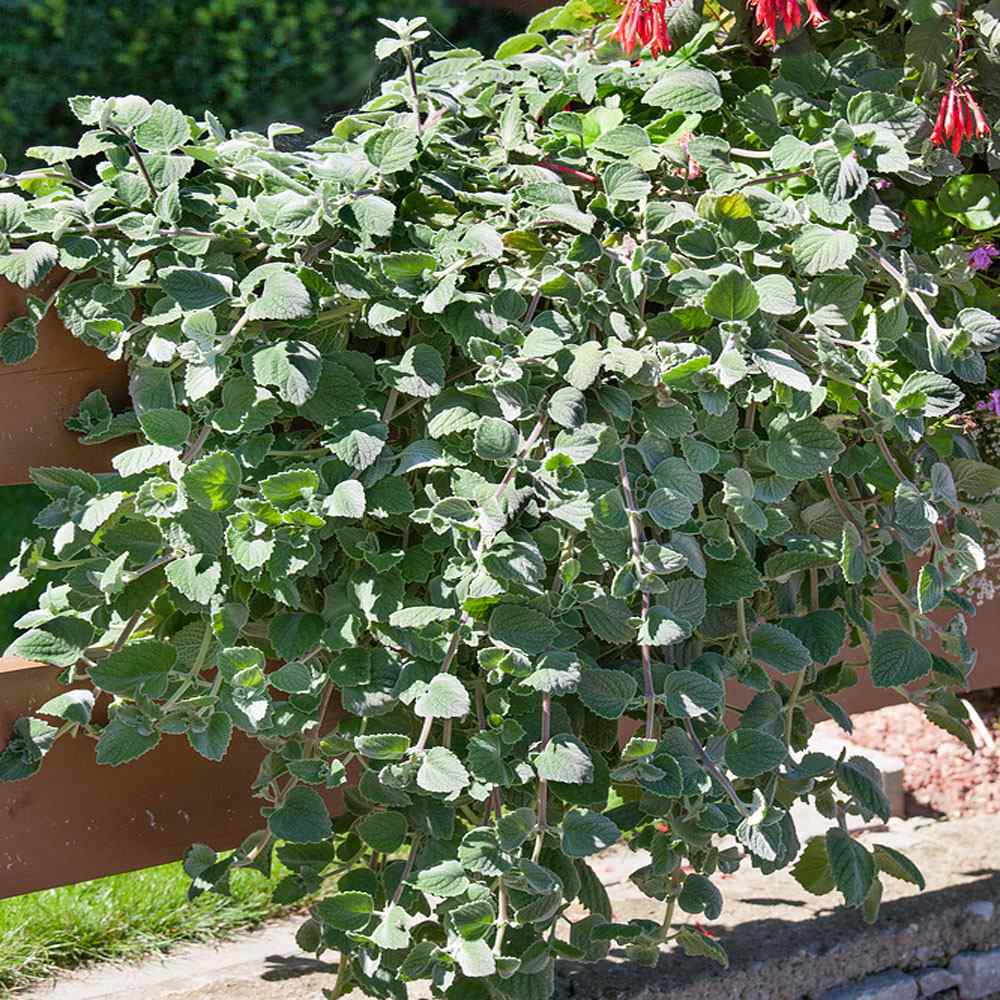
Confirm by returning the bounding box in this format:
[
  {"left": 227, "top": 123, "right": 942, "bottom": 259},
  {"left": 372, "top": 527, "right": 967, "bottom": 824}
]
[
  {"left": 0, "top": 658, "right": 345, "bottom": 898},
  {"left": 0, "top": 275, "right": 129, "bottom": 485}
]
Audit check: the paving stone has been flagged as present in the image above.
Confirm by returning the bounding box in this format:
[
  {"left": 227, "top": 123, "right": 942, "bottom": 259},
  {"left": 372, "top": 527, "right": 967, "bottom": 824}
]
[
  {"left": 809, "top": 733, "right": 906, "bottom": 818},
  {"left": 950, "top": 949, "right": 1000, "bottom": 999},
  {"left": 822, "top": 970, "right": 919, "bottom": 1000},
  {"left": 915, "top": 966, "right": 962, "bottom": 996},
  {"left": 967, "top": 903, "right": 996, "bottom": 923},
  {"left": 16, "top": 816, "right": 1000, "bottom": 1000}
]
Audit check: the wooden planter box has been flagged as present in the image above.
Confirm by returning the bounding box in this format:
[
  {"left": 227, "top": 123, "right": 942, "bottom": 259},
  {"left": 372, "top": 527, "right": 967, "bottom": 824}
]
[
  {"left": 1, "top": 277, "right": 999, "bottom": 898},
  {"left": 0, "top": 274, "right": 130, "bottom": 486}
]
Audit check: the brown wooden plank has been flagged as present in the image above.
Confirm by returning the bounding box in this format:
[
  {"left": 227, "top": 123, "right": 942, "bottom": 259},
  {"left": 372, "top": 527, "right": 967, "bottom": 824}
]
[
  {"left": 0, "top": 658, "right": 345, "bottom": 899},
  {"left": 0, "top": 275, "right": 130, "bottom": 486},
  {"left": 728, "top": 597, "right": 1000, "bottom": 717}
]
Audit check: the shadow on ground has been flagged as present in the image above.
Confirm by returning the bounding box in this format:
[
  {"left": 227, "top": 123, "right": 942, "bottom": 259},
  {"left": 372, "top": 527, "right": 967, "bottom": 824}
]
[{"left": 556, "top": 870, "right": 1000, "bottom": 1000}]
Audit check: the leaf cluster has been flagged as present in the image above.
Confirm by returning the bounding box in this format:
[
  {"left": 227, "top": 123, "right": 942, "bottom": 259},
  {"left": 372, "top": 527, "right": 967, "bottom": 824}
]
[{"left": 1, "top": 4, "right": 998, "bottom": 997}]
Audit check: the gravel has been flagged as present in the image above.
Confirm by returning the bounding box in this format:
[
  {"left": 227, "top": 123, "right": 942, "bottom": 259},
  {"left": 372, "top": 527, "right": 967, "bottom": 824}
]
[{"left": 818, "top": 693, "right": 1000, "bottom": 818}]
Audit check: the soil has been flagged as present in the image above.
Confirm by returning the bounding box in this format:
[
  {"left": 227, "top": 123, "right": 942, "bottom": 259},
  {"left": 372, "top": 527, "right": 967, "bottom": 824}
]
[{"left": 819, "top": 690, "right": 1000, "bottom": 819}]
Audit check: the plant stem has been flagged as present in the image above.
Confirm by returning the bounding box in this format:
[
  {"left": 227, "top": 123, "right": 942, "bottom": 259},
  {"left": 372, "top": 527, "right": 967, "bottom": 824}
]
[
  {"left": 658, "top": 894, "right": 678, "bottom": 943},
  {"left": 738, "top": 168, "right": 810, "bottom": 189},
  {"left": 532, "top": 691, "right": 552, "bottom": 862},
  {"left": 328, "top": 953, "right": 352, "bottom": 1000},
  {"left": 403, "top": 47, "right": 422, "bottom": 133},
  {"left": 413, "top": 411, "right": 549, "bottom": 753},
  {"left": 785, "top": 568, "right": 819, "bottom": 746},
  {"left": 619, "top": 455, "right": 656, "bottom": 739},
  {"left": 182, "top": 425, "right": 212, "bottom": 464},
  {"left": 163, "top": 619, "right": 215, "bottom": 710},
  {"left": 683, "top": 718, "right": 750, "bottom": 818},
  {"left": 111, "top": 611, "right": 143, "bottom": 653},
  {"left": 414, "top": 627, "right": 465, "bottom": 752},
  {"left": 391, "top": 836, "right": 422, "bottom": 905},
  {"left": 114, "top": 127, "right": 158, "bottom": 201},
  {"left": 536, "top": 160, "right": 599, "bottom": 184},
  {"left": 823, "top": 471, "right": 867, "bottom": 535},
  {"left": 866, "top": 250, "right": 948, "bottom": 341}
]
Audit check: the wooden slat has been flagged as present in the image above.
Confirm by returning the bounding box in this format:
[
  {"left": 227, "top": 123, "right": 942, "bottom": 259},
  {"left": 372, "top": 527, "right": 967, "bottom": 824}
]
[
  {"left": 0, "top": 275, "right": 130, "bottom": 486},
  {"left": 0, "top": 658, "right": 345, "bottom": 899}
]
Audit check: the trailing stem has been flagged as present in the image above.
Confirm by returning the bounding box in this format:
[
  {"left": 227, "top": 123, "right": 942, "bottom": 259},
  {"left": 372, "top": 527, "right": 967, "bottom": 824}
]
[
  {"left": 618, "top": 455, "right": 656, "bottom": 739},
  {"left": 532, "top": 691, "right": 552, "bottom": 862},
  {"left": 684, "top": 718, "right": 750, "bottom": 818},
  {"left": 414, "top": 411, "right": 550, "bottom": 753},
  {"left": 328, "top": 952, "right": 352, "bottom": 1000},
  {"left": 403, "top": 46, "right": 422, "bottom": 133}
]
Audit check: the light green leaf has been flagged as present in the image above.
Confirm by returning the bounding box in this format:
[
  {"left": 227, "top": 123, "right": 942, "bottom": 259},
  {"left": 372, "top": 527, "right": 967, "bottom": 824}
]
[
  {"left": 184, "top": 451, "right": 243, "bottom": 512},
  {"left": 792, "top": 225, "right": 858, "bottom": 274},
  {"left": 417, "top": 746, "right": 470, "bottom": 794},
  {"left": 663, "top": 670, "right": 723, "bottom": 719},
  {"left": 644, "top": 69, "right": 723, "bottom": 112},
  {"left": 704, "top": 270, "right": 759, "bottom": 321},
  {"left": 414, "top": 674, "right": 471, "bottom": 719},
  {"left": 356, "top": 812, "right": 408, "bottom": 853},
  {"left": 577, "top": 667, "right": 637, "bottom": 719},
  {"left": 766, "top": 414, "right": 844, "bottom": 480},
  {"left": 325, "top": 480, "right": 366, "bottom": 519},
  {"left": 95, "top": 719, "right": 160, "bottom": 766}
]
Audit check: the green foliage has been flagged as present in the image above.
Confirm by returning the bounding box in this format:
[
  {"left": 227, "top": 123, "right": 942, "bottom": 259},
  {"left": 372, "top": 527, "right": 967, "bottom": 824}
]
[
  {"left": 0, "top": 4, "right": 997, "bottom": 998},
  {"left": 0, "top": 486, "right": 47, "bottom": 650},
  {"left": 0, "top": 0, "right": 524, "bottom": 170}
]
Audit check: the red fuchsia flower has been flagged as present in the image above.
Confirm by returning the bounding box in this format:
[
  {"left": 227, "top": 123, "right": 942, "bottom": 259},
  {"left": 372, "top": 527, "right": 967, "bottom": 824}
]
[
  {"left": 611, "top": 0, "right": 672, "bottom": 58},
  {"left": 969, "top": 244, "right": 1000, "bottom": 271},
  {"left": 804, "top": 0, "right": 829, "bottom": 27},
  {"left": 931, "top": 82, "right": 991, "bottom": 155},
  {"left": 977, "top": 389, "right": 1000, "bottom": 417},
  {"left": 747, "top": 0, "right": 827, "bottom": 46}
]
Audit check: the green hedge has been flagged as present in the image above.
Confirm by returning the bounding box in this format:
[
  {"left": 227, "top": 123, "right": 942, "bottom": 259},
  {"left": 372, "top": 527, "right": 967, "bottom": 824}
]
[
  {"left": 0, "top": 0, "right": 522, "bottom": 168},
  {"left": 0, "top": 486, "right": 46, "bottom": 650}
]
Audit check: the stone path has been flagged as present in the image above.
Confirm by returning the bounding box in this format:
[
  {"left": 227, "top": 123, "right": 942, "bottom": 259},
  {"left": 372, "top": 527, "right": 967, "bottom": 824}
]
[{"left": 18, "top": 814, "right": 1000, "bottom": 1000}]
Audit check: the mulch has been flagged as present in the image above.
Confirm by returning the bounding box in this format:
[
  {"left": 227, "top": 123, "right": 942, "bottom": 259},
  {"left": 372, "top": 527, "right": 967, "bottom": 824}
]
[{"left": 819, "top": 690, "right": 1000, "bottom": 819}]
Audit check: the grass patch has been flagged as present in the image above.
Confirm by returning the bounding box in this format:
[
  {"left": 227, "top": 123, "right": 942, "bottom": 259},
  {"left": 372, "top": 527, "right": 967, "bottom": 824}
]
[{"left": 0, "top": 859, "right": 294, "bottom": 996}]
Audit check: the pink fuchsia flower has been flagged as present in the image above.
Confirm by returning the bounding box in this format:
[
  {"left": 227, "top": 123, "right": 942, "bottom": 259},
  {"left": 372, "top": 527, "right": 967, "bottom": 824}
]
[
  {"left": 676, "top": 133, "right": 702, "bottom": 180},
  {"left": 969, "top": 244, "right": 1000, "bottom": 271},
  {"left": 931, "top": 83, "right": 991, "bottom": 155},
  {"left": 977, "top": 389, "right": 1000, "bottom": 417},
  {"left": 611, "top": 0, "right": 672, "bottom": 57}
]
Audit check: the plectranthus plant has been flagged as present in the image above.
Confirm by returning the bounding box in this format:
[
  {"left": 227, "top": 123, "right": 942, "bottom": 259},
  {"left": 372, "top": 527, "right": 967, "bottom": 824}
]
[{"left": 1, "top": 2, "right": 1000, "bottom": 998}]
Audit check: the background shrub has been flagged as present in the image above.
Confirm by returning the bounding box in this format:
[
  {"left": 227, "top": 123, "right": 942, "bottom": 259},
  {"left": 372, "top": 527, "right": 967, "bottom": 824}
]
[{"left": 0, "top": 0, "right": 524, "bottom": 168}]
